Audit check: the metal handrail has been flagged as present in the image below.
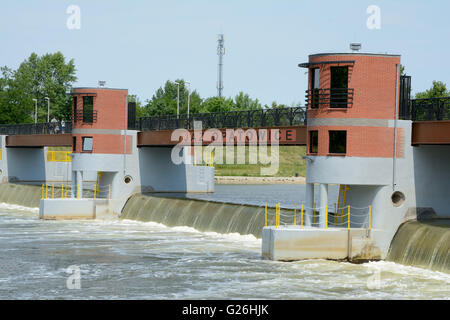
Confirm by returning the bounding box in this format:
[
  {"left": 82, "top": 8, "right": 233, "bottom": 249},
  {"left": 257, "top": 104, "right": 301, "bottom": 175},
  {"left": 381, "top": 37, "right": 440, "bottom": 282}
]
[
  {"left": 138, "top": 107, "right": 307, "bottom": 131},
  {"left": 0, "top": 122, "right": 72, "bottom": 135},
  {"left": 305, "top": 88, "right": 354, "bottom": 109},
  {"left": 401, "top": 97, "right": 450, "bottom": 121},
  {"left": 73, "top": 109, "right": 98, "bottom": 123}
]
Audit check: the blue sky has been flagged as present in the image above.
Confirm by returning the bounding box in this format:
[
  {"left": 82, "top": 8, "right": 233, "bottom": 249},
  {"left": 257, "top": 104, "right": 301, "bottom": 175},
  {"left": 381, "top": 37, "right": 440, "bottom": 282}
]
[{"left": 1, "top": 0, "right": 449, "bottom": 106}]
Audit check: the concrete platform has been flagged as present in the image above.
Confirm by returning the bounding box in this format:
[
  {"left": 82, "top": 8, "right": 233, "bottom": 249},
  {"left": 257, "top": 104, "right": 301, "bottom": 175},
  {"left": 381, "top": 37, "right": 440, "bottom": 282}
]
[
  {"left": 262, "top": 226, "right": 382, "bottom": 262},
  {"left": 39, "top": 199, "right": 96, "bottom": 220}
]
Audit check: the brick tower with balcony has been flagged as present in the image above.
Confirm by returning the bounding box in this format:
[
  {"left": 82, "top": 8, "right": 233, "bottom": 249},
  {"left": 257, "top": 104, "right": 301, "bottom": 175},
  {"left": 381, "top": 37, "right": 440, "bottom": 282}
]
[
  {"left": 70, "top": 87, "right": 132, "bottom": 199},
  {"left": 298, "top": 53, "right": 414, "bottom": 255}
]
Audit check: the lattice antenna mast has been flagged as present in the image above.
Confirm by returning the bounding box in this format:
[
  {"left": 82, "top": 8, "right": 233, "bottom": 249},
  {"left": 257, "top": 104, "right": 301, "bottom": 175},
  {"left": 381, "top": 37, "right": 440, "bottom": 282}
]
[{"left": 217, "top": 34, "right": 225, "bottom": 97}]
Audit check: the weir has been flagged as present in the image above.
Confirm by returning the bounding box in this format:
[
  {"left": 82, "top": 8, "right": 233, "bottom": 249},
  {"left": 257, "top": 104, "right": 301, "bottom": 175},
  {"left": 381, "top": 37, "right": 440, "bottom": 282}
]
[
  {"left": 120, "top": 194, "right": 297, "bottom": 238},
  {"left": 387, "top": 220, "right": 450, "bottom": 273}
]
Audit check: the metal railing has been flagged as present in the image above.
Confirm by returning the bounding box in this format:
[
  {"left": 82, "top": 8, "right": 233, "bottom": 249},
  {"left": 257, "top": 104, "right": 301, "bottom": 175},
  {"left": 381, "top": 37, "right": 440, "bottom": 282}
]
[
  {"left": 73, "top": 109, "right": 98, "bottom": 123},
  {"left": 400, "top": 97, "right": 450, "bottom": 121},
  {"left": 305, "top": 88, "right": 354, "bottom": 109},
  {"left": 0, "top": 122, "right": 72, "bottom": 135},
  {"left": 138, "top": 107, "right": 307, "bottom": 131}
]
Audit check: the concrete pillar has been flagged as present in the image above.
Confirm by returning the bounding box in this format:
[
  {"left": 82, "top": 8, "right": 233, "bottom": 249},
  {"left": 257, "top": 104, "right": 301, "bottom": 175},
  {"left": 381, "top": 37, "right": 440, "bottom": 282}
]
[
  {"left": 71, "top": 171, "right": 77, "bottom": 199},
  {"left": 319, "top": 183, "right": 328, "bottom": 229},
  {"left": 77, "top": 170, "right": 83, "bottom": 199},
  {"left": 305, "top": 183, "right": 314, "bottom": 226}
]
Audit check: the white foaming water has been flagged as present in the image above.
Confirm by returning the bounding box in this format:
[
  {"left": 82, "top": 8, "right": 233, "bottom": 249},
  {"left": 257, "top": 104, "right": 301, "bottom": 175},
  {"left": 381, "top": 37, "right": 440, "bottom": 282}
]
[
  {"left": 0, "top": 204, "right": 448, "bottom": 299},
  {"left": 0, "top": 202, "right": 39, "bottom": 214}
]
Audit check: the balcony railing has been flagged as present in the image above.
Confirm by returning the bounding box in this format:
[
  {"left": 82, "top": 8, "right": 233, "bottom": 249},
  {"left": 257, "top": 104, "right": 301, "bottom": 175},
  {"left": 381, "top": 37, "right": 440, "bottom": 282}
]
[
  {"left": 305, "top": 88, "right": 354, "bottom": 109},
  {"left": 400, "top": 97, "right": 450, "bottom": 121},
  {"left": 138, "top": 107, "right": 307, "bottom": 131},
  {"left": 73, "top": 109, "right": 98, "bottom": 123}
]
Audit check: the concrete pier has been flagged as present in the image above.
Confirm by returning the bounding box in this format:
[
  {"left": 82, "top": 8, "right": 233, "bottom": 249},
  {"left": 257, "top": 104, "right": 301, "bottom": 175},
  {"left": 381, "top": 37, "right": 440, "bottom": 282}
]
[{"left": 262, "top": 226, "right": 382, "bottom": 262}]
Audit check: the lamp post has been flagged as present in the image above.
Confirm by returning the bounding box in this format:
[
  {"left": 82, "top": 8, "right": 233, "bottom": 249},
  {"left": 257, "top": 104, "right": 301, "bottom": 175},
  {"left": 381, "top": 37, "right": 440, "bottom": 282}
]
[
  {"left": 32, "top": 99, "right": 37, "bottom": 123},
  {"left": 174, "top": 81, "right": 181, "bottom": 119},
  {"left": 44, "top": 97, "right": 50, "bottom": 122},
  {"left": 185, "top": 81, "right": 191, "bottom": 119}
]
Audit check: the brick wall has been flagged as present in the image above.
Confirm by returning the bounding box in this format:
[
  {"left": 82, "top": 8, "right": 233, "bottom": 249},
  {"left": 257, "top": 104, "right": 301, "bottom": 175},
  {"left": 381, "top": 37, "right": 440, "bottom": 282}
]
[{"left": 306, "top": 53, "right": 403, "bottom": 159}]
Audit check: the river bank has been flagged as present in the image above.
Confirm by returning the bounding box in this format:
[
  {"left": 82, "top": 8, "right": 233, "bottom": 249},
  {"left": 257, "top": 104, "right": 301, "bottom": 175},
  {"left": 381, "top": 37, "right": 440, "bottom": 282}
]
[{"left": 214, "top": 176, "right": 306, "bottom": 184}]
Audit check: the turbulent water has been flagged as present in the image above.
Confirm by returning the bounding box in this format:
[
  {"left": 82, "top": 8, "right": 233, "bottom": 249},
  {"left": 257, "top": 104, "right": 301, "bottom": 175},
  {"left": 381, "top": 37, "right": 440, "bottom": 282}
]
[
  {"left": 0, "top": 183, "right": 449, "bottom": 299},
  {"left": 387, "top": 220, "right": 450, "bottom": 273}
]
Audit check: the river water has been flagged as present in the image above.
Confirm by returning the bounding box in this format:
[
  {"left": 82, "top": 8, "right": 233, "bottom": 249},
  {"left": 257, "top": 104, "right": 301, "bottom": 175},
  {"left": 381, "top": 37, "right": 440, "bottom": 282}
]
[{"left": 0, "top": 185, "right": 449, "bottom": 299}]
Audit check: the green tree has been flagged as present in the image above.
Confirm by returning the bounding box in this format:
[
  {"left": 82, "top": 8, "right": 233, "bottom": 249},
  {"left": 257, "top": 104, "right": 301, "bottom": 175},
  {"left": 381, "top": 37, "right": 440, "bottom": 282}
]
[
  {"left": 415, "top": 81, "right": 449, "bottom": 99},
  {"left": 142, "top": 79, "right": 202, "bottom": 116},
  {"left": 233, "top": 91, "right": 262, "bottom": 110},
  {"left": 0, "top": 52, "right": 77, "bottom": 124},
  {"left": 0, "top": 66, "right": 35, "bottom": 123},
  {"left": 200, "top": 96, "right": 235, "bottom": 113}
]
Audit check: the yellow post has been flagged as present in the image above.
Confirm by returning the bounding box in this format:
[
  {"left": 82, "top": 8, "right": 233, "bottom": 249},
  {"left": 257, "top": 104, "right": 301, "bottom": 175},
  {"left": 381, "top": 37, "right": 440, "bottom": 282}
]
[
  {"left": 294, "top": 202, "right": 297, "bottom": 225},
  {"left": 313, "top": 202, "right": 316, "bottom": 226},
  {"left": 194, "top": 152, "right": 197, "bottom": 167},
  {"left": 61, "top": 184, "right": 64, "bottom": 199},
  {"left": 94, "top": 184, "right": 97, "bottom": 199},
  {"left": 276, "top": 202, "right": 280, "bottom": 229},
  {"left": 301, "top": 204, "right": 304, "bottom": 229},
  {"left": 52, "top": 184, "right": 54, "bottom": 198},
  {"left": 108, "top": 184, "right": 111, "bottom": 200},
  {"left": 264, "top": 202, "right": 267, "bottom": 227},
  {"left": 45, "top": 184, "right": 48, "bottom": 199},
  {"left": 41, "top": 184, "right": 44, "bottom": 199},
  {"left": 336, "top": 185, "right": 342, "bottom": 224},
  {"left": 334, "top": 202, "right": 338, "bottom": 225},
  {"left": 340, "top": 185, "right": 349, "bottom": 224},
  {"left": 77, "top": 184, "right": 80, "bottom": 199},
  {"left": 347, "top": 205, "right": 351, "bottom": 229},
  {"left": 368, "top": 205, "right": 372, "bottom": 230},
  {"left": 325, "top": 204, "right": 328, "bottom": 229}
]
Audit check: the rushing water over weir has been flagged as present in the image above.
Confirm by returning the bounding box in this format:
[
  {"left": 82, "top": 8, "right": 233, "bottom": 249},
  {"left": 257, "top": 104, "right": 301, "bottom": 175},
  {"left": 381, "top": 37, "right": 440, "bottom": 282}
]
[
  {"left": 0, "top": 183, "right": 449, "bottom": 273},
  {"left": 121, "top": 194, "right": 297, "bottom": 238},
  {"left": 387, "top": 220, "right": 450, "bottom": 273}
]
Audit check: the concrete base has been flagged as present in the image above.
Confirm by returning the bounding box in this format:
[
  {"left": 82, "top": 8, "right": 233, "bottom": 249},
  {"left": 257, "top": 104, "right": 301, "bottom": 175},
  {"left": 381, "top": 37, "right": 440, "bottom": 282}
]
[
  {"left": 262, "top": 226, "right": 382, "bottom": 262},
  {"left": 39, "top": 199, "right": 96, "bottom": 220}
]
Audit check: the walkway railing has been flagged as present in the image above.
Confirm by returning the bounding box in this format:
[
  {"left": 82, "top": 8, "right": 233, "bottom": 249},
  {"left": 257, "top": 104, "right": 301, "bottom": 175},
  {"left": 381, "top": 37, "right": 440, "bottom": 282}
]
[
  {"left": 265, "top": 202, "right": 373, "bottom": 230},
  {"left": 400, "top": 96, "right": 450, "bottom": 121},
  {"left": 138, "top": 107, "right": 307, "bottom": 131},
  {"left": 0, "top": 122, "right": 72, "bottom": 135}
]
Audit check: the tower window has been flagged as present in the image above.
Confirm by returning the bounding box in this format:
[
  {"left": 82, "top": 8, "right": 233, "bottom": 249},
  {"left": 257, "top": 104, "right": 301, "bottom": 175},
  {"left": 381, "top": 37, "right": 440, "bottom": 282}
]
[
  {"left": 309, "top": 130, "right": 318, "bottom": 153},
  {"left": 311, "top": 68, "right": 320, "bottom": 109},
  {"left": 72, "top": 137, "right": 76, "bottom": 152},
  {"left": 82, "top": 137, "right": 93, "bottom": 152},
  {"left": 330, "top": 67, "right": 349, "bottom": 108},
  {"left": 73, "top": 96, "right": 77, "bottom": 118},
  {"left": 329, "top": 131, "right": 346, "bottom": 154},
  {"left": 83, "top": 96, "right": 94, "bottom": 123}
]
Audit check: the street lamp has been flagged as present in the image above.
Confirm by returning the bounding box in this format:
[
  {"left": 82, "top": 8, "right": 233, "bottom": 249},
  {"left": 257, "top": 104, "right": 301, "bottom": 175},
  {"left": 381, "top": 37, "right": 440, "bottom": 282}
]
[
  {"left": 174, "top": 81, "right": 181, "bottom": 119},
  {"left": 185, "top": 81, "right": 191, "bottom": 119},
  {"left": 44, "top": 97, "right": 50, "bottom": 122},
  {"left": 32, "top": 99, "right": 37, "bottom": 123}
]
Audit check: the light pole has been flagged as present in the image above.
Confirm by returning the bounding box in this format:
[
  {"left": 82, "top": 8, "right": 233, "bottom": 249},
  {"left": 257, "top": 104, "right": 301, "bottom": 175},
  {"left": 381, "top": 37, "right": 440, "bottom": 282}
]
[
  {"left": 185, "top": 81, "right": 191, "bottom": 119},
  {"left": 32, "top": 99, "right": 38, "bottom": 123},
  {"left": 174, "top": 81, "right": 181, "bottom": 119},
  {"left": 45, "top": 97, "right": 50, "bottom": 122}
]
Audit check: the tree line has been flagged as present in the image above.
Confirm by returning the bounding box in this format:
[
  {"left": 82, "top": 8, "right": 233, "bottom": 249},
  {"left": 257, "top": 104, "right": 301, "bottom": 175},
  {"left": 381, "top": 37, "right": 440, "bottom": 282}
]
[{"left": 0, "top": 52, "right": 448, "bottom": 124}]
